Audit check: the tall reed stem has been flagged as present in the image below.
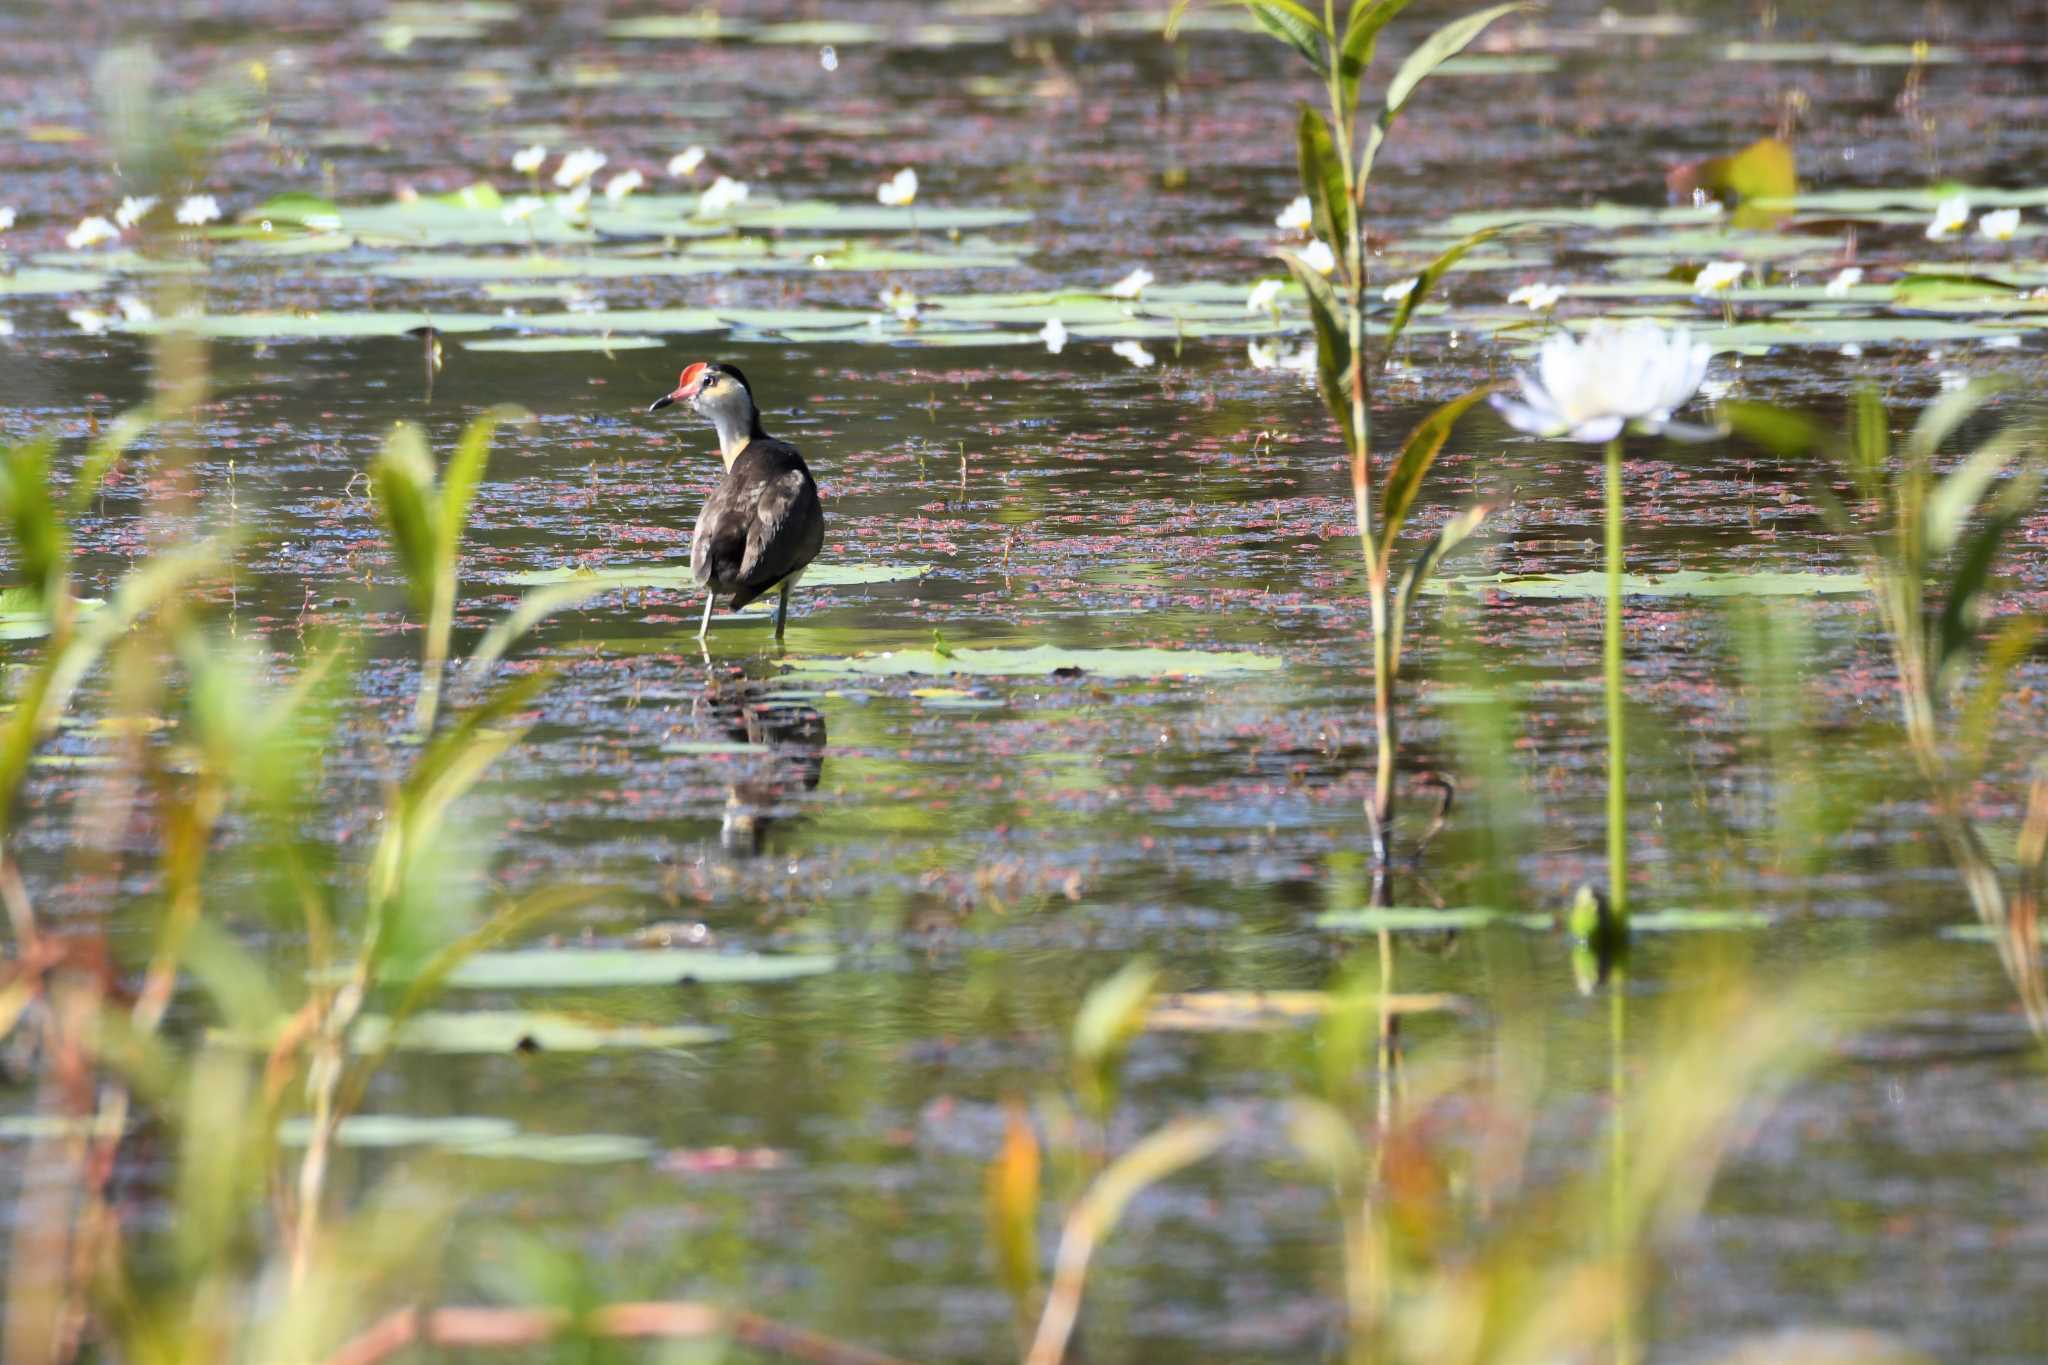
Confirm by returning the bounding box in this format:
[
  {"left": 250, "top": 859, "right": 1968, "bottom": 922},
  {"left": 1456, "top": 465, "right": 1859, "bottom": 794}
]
[{"left": 1603, "top": 437, "right": 1628, "bottom": 926}]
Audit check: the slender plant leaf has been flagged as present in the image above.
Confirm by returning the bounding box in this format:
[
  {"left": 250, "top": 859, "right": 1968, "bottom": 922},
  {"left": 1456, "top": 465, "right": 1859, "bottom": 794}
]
[
  {"left": 1389, "top": 503, "right": 1489, "bottom": 671},
  {"left": 1906, "top": 375, "right": 2013, "bottom": 462},
  {"left": 1296, "top": 105, "right": 1349, "bottom": 266},
  {"left": 1361, "top": 2, "right": 1528, "bottom": 183},
  {"left": 1850, "top": 386, "right": 1888, "bottom": 509},
  {"left": 1925, "top": 429, "right": 2027, "bottom": 558},
  {"left": 464, "top": 581, "right": 617, "bottom": 678},
  {"left": 1379, "top": 385, "right": 1496, "bottom": 561},
  {"left": 1072, "top": 958, "right": 1158, "bottom": 1119},
  {"left": 1337, "top": 0, "right": 1418, "bottom": 116},
  {"left": 1720, "top": 401, "right": 1828, "bottom": 459},
  {"left": 1244, "top": 0, "right": 1328, "bottom": 71},
  {"left": 1383, "top": 225, "right": 1504, "bottom": 356},
  {"left": 69, "top": 407, "right": 154, "bottom": 514},
  {"left": 1276, "top": 247, "right": 1355, "bottom": 452},
  {"left": 370, "top": 424, "right": 440, "bottom": 617},
  {"left": 985, "top": 1101, "right": 1042, "bottom": 1318},
  {"left": 1936, "top": 468, "right": 2040, "bottom": 676},
  {"left": 1960, "top": 614, "right": 2044, "bottom": 776},
  {"left": 440, "top": 406, "right": 524, "bottom": 559},
  {"left": 0, "top": 437, "right": 67, "bottom": 603}
]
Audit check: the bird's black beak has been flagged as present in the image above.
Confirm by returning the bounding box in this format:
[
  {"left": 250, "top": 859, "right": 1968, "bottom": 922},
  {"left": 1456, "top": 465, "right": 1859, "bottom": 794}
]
[{"left": 648, "top": 393, "right": 677, "bottom": 412}]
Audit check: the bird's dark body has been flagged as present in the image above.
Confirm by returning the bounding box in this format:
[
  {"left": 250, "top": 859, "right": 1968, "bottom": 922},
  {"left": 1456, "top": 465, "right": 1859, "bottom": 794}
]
[{"left": 690, "top": 437, "right": 824, "bottom": 609}]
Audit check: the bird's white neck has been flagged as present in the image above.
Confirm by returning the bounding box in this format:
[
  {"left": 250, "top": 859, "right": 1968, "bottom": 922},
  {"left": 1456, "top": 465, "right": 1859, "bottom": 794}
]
[{"left": 709, "top": 404, "right": 754, "bottom": 469}]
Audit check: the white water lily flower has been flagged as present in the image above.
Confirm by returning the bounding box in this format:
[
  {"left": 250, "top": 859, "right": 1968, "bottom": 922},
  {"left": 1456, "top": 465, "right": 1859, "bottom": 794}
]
[
  {"left": 667, "top": 146, "right": 706, "bottom": 177},
  {"left": 1507, "top": 282, "right": 1564, "bottom": 311},
  {"left": 1298, "top": 240, "right": 1336, "bottom": 275},
  {"left": 880, "top": 283, "right": 918, "bottom": 320},
  {"left": 1039, "top": 317, "right": 1067, "bottom": 354},
  {"left": 555, "top": 184, "right": 591, "bottom": 219},
  {"left": 175, "top": 194, "right": 222, "bottom": 226},
  {"left": 820, "top": 45, "right": 839, "bottom": 71},
  {"left": 1979, "top": 207, "right": 2021, "bottom": 241},
  {"left": 1248, "top": 339, "right": 1315, "bottom": 376},
  {"left": 877, "top": 167, "right": 918, "bottom": 207},
  {"left": 1107, "top": 267, "right": 1153, "bottom": 299},
  {"left": 1925, "top": 194, "right": 1970, "bottom": 239},
  {"left": 1112, "top": 339, "right": 1155, "bottom": 369},
  {"left": 1824, "top": 266, "right": 1863, "bottom": 298},
  {"left": 1491, "top": 321, "right": 1712, "bottom": 443},
  {"left": 116, "top": 294, "right": 153, "bottom": 323},
  {"left": 1275, "top": 195, "right": 1312, "bottom": 233},
  {"left": 1248, "top": 339, "right": 1279, "bottom": 369},
  {"left": 114, "top": 195, "right": 158, "bottom": 229},
  {"left": 1244, "top": 278, "right": 1283, "bottom": 314},
  {"left": 512, "top": 144, "right": 546, "bottom": 175},
  {"left": 603, "top": 169, "right": 644, "bottom": 204},
  {"left": 1692, "top": 261, "right": 1746, "bottom": 295},
  {"left": 502, "top": 195, "right": 544, "bottom": 224},
  {"left": 697, "top": 175, "right": 750, "bottom": 216},
  {"left": 68, "top": 307, "right": 110, "bottom": 334},
  {"left": 66, "top": 216, "right": 120, "bottom": 249},
  {"left": 552, "top": 147, "right": 607, "bottom": 188},
  {"left": 1381, "top": 276, "right": 1418, "bottom": 303},
  {"left": 0, "top": 317, "right": 14, "bottom": 338},
  {"left": 0, "top": 207, "right": 15, "bottom": 232}
]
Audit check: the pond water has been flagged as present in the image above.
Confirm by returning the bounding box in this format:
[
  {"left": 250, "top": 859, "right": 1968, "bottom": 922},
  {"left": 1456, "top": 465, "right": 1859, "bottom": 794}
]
[{"left": 5, "top": 1, "right": 2048, "bottom": 1361}]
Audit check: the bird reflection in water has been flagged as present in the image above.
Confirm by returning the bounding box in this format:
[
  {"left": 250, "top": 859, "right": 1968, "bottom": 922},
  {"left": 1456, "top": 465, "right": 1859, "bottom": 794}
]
[{"left": 689, "top": 665, "right": 826, "bottom": 857}]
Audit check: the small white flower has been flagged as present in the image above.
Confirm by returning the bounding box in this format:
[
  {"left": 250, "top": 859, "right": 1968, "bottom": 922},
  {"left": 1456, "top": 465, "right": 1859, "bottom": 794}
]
[
  {"left": 66, "top": 216, "right": 121, "bottom": 249},
  {"left": 877, "top": 167, "right": 918, "bottom": 207},
  {"left": 1275, "top": 195, "right": 1312, "bottom": 233},
  {"left": 554, "top": 184, "right": 591, "bottom": 219},
  {"left": 501, "top": 195, "right": 544, "bottom": 224},
  {"left": 1247, "top": 339, "right": 1280, "bottom": 370},
  {"left": 879, "top": 283, "right": 918, "bottom": 320},
  {"left": 1040, "top": 317, "right": 1067, "bottom": 354},
  {"left": 552, "top": 147, "right": 607, "bottom": 188},
  {"left": 114, "top": 195, "right": 158, "bottom": 229},
  {"left": 697, "top": 175, "right": 750, "bottom": 216},
  {"left": 667, "top": 146, "right": 707, "bottom": 177},
  {"left": 1839, "top": 342, "right": 1864, "bottom": 358},
  {"left": 820, "top": 44, "right": 839, "bottom": 71},
  {"left": 1299, "top": 240, "right": 1336, "bottom": 275},
  {"left": 1381, "top": 276, "right": 1418, "bottom": 303},
  {"left": 175, "top": 194, "right": 222, "bottom": 226},
  {"left": 1244, "top": 278, "right": 1283, "bottom": 314},
  {"left": 1112, "top": 339, "right": 1155, "bottom": 369},
  {"left": 603, "top": 169, "right": 644, "bottom": 204},
  {"left": 1692, "top": 261, "right": 1746, "bottom": 296},
  {"left": 1507, "top": 282, "right": 1564, "bottom": 311},
  {"left": 512, "top": 144, "right": 547, "bottom": 175},
  {"left": 0, "top": 207, "right": 15, "bottom": 232},
  {"left": 1107, "top": 267, "right": 1153, "bottom": 299},
  {"left": 0, "top": 317, "right": 14, "bottom": 338},
  {"left": 1979, "top": 207, "right": 2021, "bottom": 241},
  {"left": 1490, "top": 320, "right": 1711, "bottom": 443},
  {"left": 115, "top": 294, "right": 154, "bottom": 323},
  {"left": 1984, "top": 334, "right": 2022, "bottom": 351},
  {"left": 1925, "top": 194, "right": 1970, "bottom": 239},
  {"left": 68, "top": 307, "right": 110, "bottom": 334},
  {"left": 1824, "top": 266, "right": 1863, "bottom": 297}
]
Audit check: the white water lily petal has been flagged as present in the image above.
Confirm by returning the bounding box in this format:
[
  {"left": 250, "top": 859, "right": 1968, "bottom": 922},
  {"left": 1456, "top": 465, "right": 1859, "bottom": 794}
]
[
  {"left": 1925, "top": 194, "right": 1970, "bottom": 239},
  {"left": 667, "top": 146, "right": 707, "bottom": 177},
  {"left": 877, "top": 168, "right": 918, "bottom": 207},
  {"left": 1107, "top": 267, "right": 1153, "bottom": 299},
  {"left": 501, "top": 195, "right": 544, "bottom": 224},
  {"left": 1692, "top": 261, "right": 1745, "bottom": 295},
  {"left": 175, "top": 194, "right": 221, "bottom": 226},
  {"left": 66, "top": 216, "right": 120, "bottom": 249},
  {"left": 697, "top": 175, "right": 750, "bottom": 216},
  {"left": 114, "top": 195, "right": 158, "bottom": 230},
  {"left": 1039, "top": 317, "right": 1067, "bottom": 354},
  {"left": 1381, "top": 276, "right": 1418, "bottom": 303},
  {"left": 512, "top": 144, "right": 547, "bottom": 174},
  {"left": 1244, "top": 278, "right": 1283, "bottom": 314},
  {"left": 1507, "top": 282, "right": 1563, "bottom": 310},
  {"left": 1823, "top": 266, "right": 1863, "bottom": 297},
  {"left": 553, "top": 147, "right": 607, "bottom": 188},
  {"left": 1112, "top": 339, "right": 1155, "bottom": 369},
  {"left": 554, "top": 185, "right": 591, "bottom": 219},
  {"left": 603, "top": 169, "right": 644, "bottom": 203},
  {"left": 115, "top": 294, "right": 153, "bottom": 323},
  {"left": 68, "top": 307, "right": 110, "bottom": 334},
  {"left": 0, "top": 207, "right": 15, "bottom": 232},
  {"left": 879, "top": 283, "right": 918, "bottom": 320},
  {"left": 1275, "top": 196, "right": 1311, "bottom": 233},
  {"left": 1299, "top": 240, "right": 1336, "bottom": 275},
  {"left": 1979, "top": 207, "right": 2021, "bottom": 241},
  {"left": 1493, "top": 321, "right": 1709, "bottom": 443}
]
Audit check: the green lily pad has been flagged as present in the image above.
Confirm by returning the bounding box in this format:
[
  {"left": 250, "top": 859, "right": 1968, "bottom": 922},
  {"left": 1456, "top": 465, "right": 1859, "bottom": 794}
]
[
  {"left": 278, "top": 1115, "right": 517, "bottom": 1148},
  {"left": 444, "top": 948, "right": 838, "bottom": 989},
  {"left": 502, "top": 562, "right": 926, "bottom": 589},
  {"left": 123, "top": 310, "right": 508, "bottom": 339},
  {"left": 1426, "top": 570, "right": 1866, "bottom": 600},
  {"left": 790, "top": 644, "right": 1282, "bottom": 679},
  {"left": 350, "top": 1009, "right": 722, "bottom": 1053},
  {"left": 660, "top": 740, "right": 775, "bottom": 756},
  {"left": 606, "top": 14, "right": 757, "bottom": 39},
  {"left": 0, "top": 268, "right": 111, "bottom": 296},
  {"left": 1316, "top": 907, "right": 1552, "bottom": 931},
  {"left": 0, "top": 589, "right": 102, "bottom": 640},
  {"left": 455, "top": 1132, "right": 654, "bottom": 1163},
  {"left": 462, "top": 334, "right": 667, "bottom": 352}
]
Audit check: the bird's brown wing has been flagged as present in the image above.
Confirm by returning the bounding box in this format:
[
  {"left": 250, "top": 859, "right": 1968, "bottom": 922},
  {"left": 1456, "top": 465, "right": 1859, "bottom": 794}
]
[{"left": 730, "top": 465, "right": 824, "bottom": 609}]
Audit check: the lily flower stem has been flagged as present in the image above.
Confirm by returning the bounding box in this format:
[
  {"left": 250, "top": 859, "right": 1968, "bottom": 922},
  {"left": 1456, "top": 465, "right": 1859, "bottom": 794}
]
[{"left": 1602, "top": 436, "right": 1628, "bottom": 928}]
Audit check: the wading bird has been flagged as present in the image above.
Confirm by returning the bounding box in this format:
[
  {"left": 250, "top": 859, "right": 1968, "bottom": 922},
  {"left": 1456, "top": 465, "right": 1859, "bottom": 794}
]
[{"left": 648, "top": 362, "right": 824, "bottom": 641}]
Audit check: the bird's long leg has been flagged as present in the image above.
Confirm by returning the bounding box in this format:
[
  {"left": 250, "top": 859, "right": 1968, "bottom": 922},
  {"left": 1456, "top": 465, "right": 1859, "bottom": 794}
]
[
  {"left": 698, "top": 591, "right": 716, "bottom": 640},
  {"left": 773, "top": 580, "right": 792, "bottom": 642}
]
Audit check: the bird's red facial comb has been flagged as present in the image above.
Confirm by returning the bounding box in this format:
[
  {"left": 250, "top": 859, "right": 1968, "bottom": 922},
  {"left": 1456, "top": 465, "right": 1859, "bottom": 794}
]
[{"left": 649, "top": 361, "right": 710, "bottom": 411}]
